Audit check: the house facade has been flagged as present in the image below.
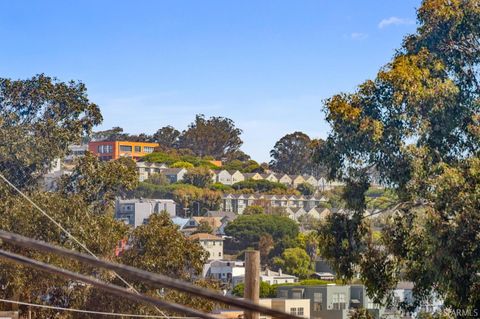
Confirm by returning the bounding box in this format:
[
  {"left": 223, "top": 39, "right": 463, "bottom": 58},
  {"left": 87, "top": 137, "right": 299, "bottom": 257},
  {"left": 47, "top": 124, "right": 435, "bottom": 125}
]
[
  {"left": 276, "top": 284, "right": 385, "bottom": 319},
  {"left": 162, "top": 168, "right": 187, "bottom": 183},
  {"left": 88, "top": 141, "right": 158, "bottom": 161},
  {"left": 189, "top": 233, "right": 224, "bottom": 261},
  {"left": 136, "top": 162, "right": 168, "bottom": 182},
  {"left": 115, "top": 198, "right": 176, "bottom": 228}
]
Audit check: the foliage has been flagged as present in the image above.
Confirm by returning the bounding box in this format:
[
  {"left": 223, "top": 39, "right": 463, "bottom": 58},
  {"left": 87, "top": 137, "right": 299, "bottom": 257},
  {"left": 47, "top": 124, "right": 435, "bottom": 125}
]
[
  {"left": 349, "top": 308, "right": 375, "bottom": 319},
  {"left": 209, "top": 182, "right": 233, "bottom": 192},
  {"left": 144, "top": 173, "right": 170, "bottom": 186},
  {"left": 121, "top": 212, "right": 208, "bottom": 279},
  {"left": 192, "top": 220, "right": 214, "bottom": 234},
  {"left": 171, "top": 186, "right": 221, "bottom": 215},
  {"left": 232, "top": 281, "right": 276, "bottom": 298},
  {"left": 243, "top": 205, "right": 265, "bottom": 215},
  {"left": 296, "top": 182, "right": 315, "bottom": 195},
  {"left": 183, "top": 167, "right": 214, "bottom": 188},
  {"left": 258, "top": 234, "right": 274, "bottom": 265},
  {"left": 59, "top": 152, "right": 139, "bottom": 213},
  {"left": 143, "top": 150, "right": 218, "bottom": 169},
  {"left": 0, "top": 191, "right": 130, "bottom": 318},
  {"left": 171, "top": 161, "right": 194, "bottom": 169},
  {"left": 317, "top": 0, "right": 480, "bottom": 309},
  {"left": 222, "top": 159, "right": 264, "bottom": 173},
  {"left": 116, "top": 212, "right": 218, "bottom": 314},
  {"left": 270, "top": 131, "right": 326, "bottom": 176},
  {"left": 273, "top": 247, "right": 312, "bottom": 279},
  {"left": 0, "top": 74, "right": 102, "bottom": 190},
  {"left": 224, "top": 214, "right": 299, "bottom": 250},
  {"left": 232, "top": 179, "right": 287, "bottom": 192},
  {"left": 177, "top": 114, "right": 243, "bottom": 158},
  {"left": 153, "top": 125, "right": 181, "bottom": 148}
]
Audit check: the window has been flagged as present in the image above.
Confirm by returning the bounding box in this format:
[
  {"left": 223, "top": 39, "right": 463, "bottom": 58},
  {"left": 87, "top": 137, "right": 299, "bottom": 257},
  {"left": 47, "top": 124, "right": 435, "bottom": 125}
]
[
  {"left": 134, "top": 146, "right": 142, "bottom": 152},
  {"left": 290, "top": 308, "right": 297, "bottom": 316},
  {"left": 119, "top": 145, "right": 132, "bottom": 152},
  {"left": 333, "top": 293, "right": 346, "bottom": 310},
  {"left": 218, "top": 252, "right": 221, "bottom": 257},
  {"left": 123, "top": 204, "right": 134, "bottom": 211},
  {"left": 297, "top": 308, "right": 304, "bottom": 316},
  {"left": 313, "top": 292, "right": 323, "bottom": 311},
  {"left": 292, "top": 291, "right": 303, "bottom": 299},
  {"left": 144, "top": 146, "right": 154, "bottom": 153},
  {"left": 278, "top": 290, "right": 288, "bottom": 298},
  {"left": 97, "top": 145, "right": 113, "bottom": 154}
]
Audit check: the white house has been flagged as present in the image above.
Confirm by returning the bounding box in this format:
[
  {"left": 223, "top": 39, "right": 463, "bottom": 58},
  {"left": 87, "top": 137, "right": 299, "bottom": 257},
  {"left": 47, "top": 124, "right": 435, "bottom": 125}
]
[
  {"left": 136, "top": 162, "right": 168, "bottom": 182},
  {"left": 215, "top": 170, "right": 233, "bottom": 185},
  {"left": 189, "top": 233, "right": 224, "bottom": 260},
  {"left": 204, "top": 260, "right": 245, "bottom": 283},
  {"left": 230, "top": 170, "right": 245, "bottom": 184},
  {"left": 275, "top": 174, "right": 292, "bottom": 186},
  {"left": 162, "top": 168, "right": 187, "bottom": 183},
  {"left": 262, "top": 173, "right": 278, "bottom": 183}
]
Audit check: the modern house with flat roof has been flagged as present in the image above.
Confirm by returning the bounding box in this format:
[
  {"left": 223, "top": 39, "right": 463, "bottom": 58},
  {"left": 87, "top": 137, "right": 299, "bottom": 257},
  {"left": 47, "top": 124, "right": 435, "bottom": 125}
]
[
  {"left": 276, "top": 284, "right": 384, "bottom": 319},
  {"left": 88, "top": 141, "right": 158, "bottom": 161}
]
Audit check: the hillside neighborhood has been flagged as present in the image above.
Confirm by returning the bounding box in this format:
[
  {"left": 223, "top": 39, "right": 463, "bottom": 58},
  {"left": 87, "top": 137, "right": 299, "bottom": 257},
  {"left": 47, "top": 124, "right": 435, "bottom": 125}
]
[
  {"left": 37, "top": 137, "right": 443, "bottom": 319},
  {"left": 1, "top": 1, "right": 478, "bottom": 318}
]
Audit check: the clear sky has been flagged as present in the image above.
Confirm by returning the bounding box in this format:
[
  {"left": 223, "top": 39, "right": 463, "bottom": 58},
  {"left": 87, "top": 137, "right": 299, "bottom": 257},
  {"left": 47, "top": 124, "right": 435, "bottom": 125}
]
[{"left": 0, "top": 0, "right": 420, "bottom": 162}]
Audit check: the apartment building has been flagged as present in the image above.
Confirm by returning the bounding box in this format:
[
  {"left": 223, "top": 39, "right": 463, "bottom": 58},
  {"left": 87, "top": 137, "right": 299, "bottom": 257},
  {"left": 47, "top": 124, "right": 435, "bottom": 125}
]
[
  {"left": 88, "top": 141, "right": 159, "bottom": 161},
  {"left": 221, "top": 194, "right": 328, "bottom": 215},
  {"left": 276, "top": 284, "right": 385, "bottom": 319}
]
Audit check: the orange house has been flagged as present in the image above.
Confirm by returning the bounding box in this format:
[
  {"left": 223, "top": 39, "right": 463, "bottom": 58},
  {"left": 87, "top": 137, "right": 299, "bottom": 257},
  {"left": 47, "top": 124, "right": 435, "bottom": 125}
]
[{"left": 88, "top": 141, "right": 159, "bottom": 161}]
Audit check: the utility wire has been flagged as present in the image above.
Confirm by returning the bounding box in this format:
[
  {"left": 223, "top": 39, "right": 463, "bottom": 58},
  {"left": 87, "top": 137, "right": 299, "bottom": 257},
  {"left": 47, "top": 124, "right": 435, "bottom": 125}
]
[
  {"left": 0, "top": 249, "right": 218, "bottom": 319},
  {"left": 0, "top": 298, "right": 193, "bottom": 318},
  {"left": 0, "top": 230, "right": 302, "bottom": 319},
  {"left": 0, "top": 173, "right": 169, "bottom": 318}
]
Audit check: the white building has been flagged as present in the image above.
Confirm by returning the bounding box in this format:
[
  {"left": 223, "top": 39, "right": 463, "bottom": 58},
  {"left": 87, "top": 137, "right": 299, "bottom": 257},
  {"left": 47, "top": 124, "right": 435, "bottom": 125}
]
[
  {"left": 234, "top": 269, "right": 298, "bottom": 287},
  {"left": 189, "top": 233, "right": 224, "bottom": 261},
  {"left": 136, "top": 162, "right": 168, "bottom": 182},
  {"left": 204, "top": 260, "right": 245, "bottom": 283},
  {"left": 115, "top": 198, "right": 176, "bottom": 227}
]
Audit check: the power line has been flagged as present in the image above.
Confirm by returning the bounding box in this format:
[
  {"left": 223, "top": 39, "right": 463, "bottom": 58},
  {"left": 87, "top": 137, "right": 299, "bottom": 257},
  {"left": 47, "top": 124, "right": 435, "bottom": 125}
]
[
  {"left": 0, "top": 298, "right": 193, "bottom": 318},
  {"left": 0, "top": 172, "right": 169, "bottom": 318},
  {"left": 0, "top": 230, "right": 302, "bottom": 319},
  {"left": 0, "top": 249, "right": 219, "bottom": 319}
]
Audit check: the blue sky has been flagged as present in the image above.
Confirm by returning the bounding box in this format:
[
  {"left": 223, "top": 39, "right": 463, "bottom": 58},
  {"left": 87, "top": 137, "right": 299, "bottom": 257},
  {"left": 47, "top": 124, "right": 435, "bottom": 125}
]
[{"left": 0, "top": 0, "right": 420, "bottom": 162}]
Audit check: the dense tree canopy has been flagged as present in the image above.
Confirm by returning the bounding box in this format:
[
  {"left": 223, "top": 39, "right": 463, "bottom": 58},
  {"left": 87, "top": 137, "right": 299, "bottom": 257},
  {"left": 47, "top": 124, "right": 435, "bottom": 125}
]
[
  {"left": 270, "top": 131, "right": 325, "bottom": 176},
  {"left": 317, "top": 0, "right": 480, "bottom": 310},
  {"left": 273, "top": 247, "right": 312, "bottom": 279},
  {"left": 183, "top": 167, "right": 214, "bottom": 188},
  {"left": 153, "top": 125, "right": 181, "bottom": 149},
  {"left": 60, "top": 152, "right": 139, "bottom": 213},
  {"left": 0, "top": 74, "right": 102, "bottom": 190},
  {"left": 178, "top": 114, "right": 243, "bottom": 158},
  {"left": 0, "top": 76, "right": 220, "bottom": 317},
  {"left": 224, "top": 214, "right": 299, "bottom": 250}
]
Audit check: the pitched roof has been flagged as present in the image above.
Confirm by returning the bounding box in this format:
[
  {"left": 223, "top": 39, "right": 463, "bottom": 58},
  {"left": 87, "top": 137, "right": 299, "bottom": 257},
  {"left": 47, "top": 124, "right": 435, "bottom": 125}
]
[
  {"left": 206, "top": 211, "right": 237, "bottom": 220},
  {"left": 162, "top": 168, "right": 186, "bottom": 175},
  {"left": 191, "top": 216, "right": 223, "bottom": 229},
  {"left": 189, "top": 233, "right": 224, "bottom": 241}
]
